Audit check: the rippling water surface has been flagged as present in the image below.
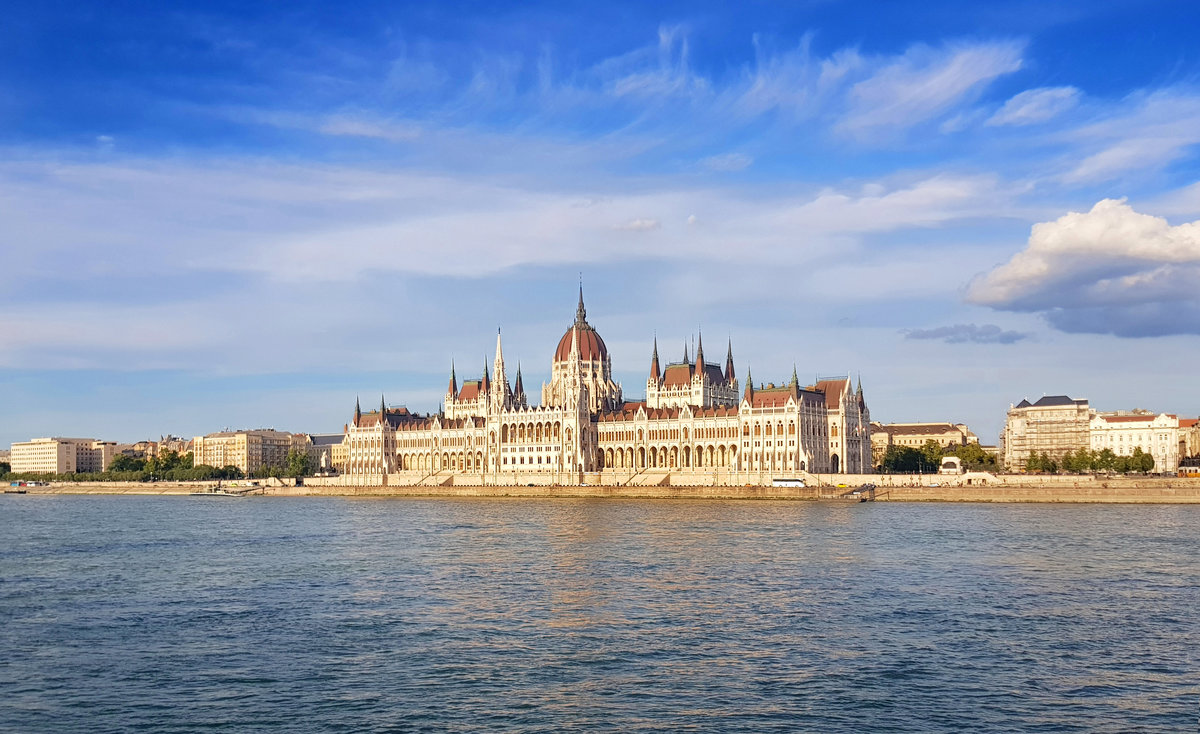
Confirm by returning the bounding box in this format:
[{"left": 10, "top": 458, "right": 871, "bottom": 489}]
[{"left": 1, "top": 496, "right": 1197, "bottom": 732}]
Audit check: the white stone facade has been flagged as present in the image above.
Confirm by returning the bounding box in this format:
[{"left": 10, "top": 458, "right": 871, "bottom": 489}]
[{"left": 342, "top": 292, "right": 872, "bottom": 484}]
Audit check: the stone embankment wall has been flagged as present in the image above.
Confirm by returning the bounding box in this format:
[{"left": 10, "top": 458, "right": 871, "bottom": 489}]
[{"left": 16, "top": 475, "right": 1200, "bottom": 502}]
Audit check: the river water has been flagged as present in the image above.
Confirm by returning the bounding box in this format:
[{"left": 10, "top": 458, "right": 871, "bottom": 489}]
[{"left": 1, "top": 496, "right": 1196, "bottom": 732}]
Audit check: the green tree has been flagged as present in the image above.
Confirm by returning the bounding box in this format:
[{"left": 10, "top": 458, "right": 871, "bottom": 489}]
[
  {"left": 108, "top": 454, "right": 146, "bottom": 473},
  {"left": 157, "top": 449, "right": 181, "bottom": 472},
  {"left": 0, "top": 461, "right": 10, "bottom": 475},
  {"left": 285, "top": 449, "right": 313, "bottom": 478},
  {"left": 1095, "top": 448, "right": 1117, "bottom": 472},
  {"left": 1130, "top": 447, "right": 1155, "bottom": 473},
  {"left": 947, "top": 442, "right": 998, "bottom": 471},
  {"left": 882, "top": 445, "right": 938, "bottom": 473}
]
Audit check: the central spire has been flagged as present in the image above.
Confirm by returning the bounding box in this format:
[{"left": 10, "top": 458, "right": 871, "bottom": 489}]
[{"left": 575, "top": 282, "right": 587, "bottom": 325}]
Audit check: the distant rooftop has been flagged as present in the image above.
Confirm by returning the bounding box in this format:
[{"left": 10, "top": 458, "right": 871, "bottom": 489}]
[{"left": 1015, "top": 395, "right": 1088, "bottom": 409}]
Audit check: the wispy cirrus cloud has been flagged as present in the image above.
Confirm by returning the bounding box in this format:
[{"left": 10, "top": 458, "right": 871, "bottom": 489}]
[
  {"left": 987, "top": 86, "right": 1079, "bottom": 126},
  {"left": 838, "top": 40, "right": 1024, "bottom": 140}
]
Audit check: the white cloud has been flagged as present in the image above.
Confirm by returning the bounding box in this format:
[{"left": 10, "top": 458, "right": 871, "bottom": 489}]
[
  {"left": 988, "top": 86, "right": 1079, "bottom": 126},
  {"left": 615, "top": 217, "right": 661, "bottom": 231},
  {"left": 969, "top": 199, "right": 1200, "bottom": 336},
  {"left": 700, "top": 152, "right": 753, "bottom": 171},
  {"left": 1059, "top": 90, "right": 1200, "bottom": 183},
  {"left": 839, "top": 41, "right": 1024, "bottom": 139},
  {"left": 318, "top": 115, "right": 422, "bottom": 142}
]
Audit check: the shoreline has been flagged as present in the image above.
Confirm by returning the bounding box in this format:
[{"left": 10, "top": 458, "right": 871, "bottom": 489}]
[{"left": 11, "top": 478, "right": 1200, "bottom": 503}]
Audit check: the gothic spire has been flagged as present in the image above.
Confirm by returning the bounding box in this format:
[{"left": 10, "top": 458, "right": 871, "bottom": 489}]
[
  {"left": 514, "top": 361, "right": 524, "bottom": 396},
  {"left": 575, "top": 282, "right": 587, "bottom": 325},
  {"left": 448, "top": 361, "right": 457, "bottom": 396},
  {"left": 650, "top": 336, "right": 661, "bottom": 381},
  {"left": 743, "top": 368, "right": 754, "bottom": 401},
  {"left": 354, "top": 395, "right": 361, "bottom": 425},
  {"left": 682, "top": 340, "right": 689, "bottom": 365},
  {"left": 790, "top": 364, "right": 799, "bottom": 389},
  {"left": 481, "top": 357, "right": 490, "bottom": 393},
  {"left": 695, "top": 331, "right": 705, "bottom": 368},
  {"left": 380, "top": 394, "right": 387, "bottom": 417},
  {"left": 724, "top": 337, "right": 735, "bottom": 383}
]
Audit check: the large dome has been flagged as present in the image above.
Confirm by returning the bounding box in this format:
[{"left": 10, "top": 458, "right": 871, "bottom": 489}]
[{"left": 555, "top": 323, "right": 608, "bottom": 362}]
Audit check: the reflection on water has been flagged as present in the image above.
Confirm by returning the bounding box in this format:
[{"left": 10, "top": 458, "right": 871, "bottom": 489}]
[{"left": 1, "top": 497, "right": 1197, "bottom": 732}]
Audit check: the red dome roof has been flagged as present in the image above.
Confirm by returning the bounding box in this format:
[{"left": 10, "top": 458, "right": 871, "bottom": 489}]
[{"left": 555, "top": 323, "right": 608, "bottom": 362}]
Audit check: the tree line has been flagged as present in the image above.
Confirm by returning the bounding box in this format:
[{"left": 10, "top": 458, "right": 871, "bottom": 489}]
[
  {"left": 2, "top": 449, "right": 317, "bottom": 482},
  {"left": 878, "top": 440, "right": 998, "bottom": 474},
  {"left": 1024, "top": 447, "right": 1156, "bottom": 474}
]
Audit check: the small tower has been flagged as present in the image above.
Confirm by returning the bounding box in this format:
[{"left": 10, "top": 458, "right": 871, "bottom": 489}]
[
  {"left": 744, "top": 368, "right": 754, "bottom": 402},
  {"left": 492, "top": 328, "right": 510, "bottom": 413},
  {"left": 694, "top": 331, "right": 705, "bottom": 368},
  {"left": 724, "top": 338, "right": 735, "bottom": 385},
  {"left": 650, "top": 336, "right": 661, "bottom": 382},
  {"left": 513, "top": 362, "right": 526, "bottom": 407},
  {"left": 354, "top": 396, "right": 361, "bottom": 427}
]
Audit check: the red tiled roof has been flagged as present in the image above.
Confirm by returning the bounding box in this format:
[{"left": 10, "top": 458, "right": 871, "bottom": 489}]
[
  {"left": 810, "top": 379, "right": 848, "bottom": 409},
  {"left": 554, "top": 324, "right": 608, "bottom": 362},
  {"left": 457, "top": 380, "right": 483, "bottom": 401},
  {"left": 750, "top": 388, "right": 795, "bottom": 408},
  {"left": 1099, "top": 414, "right": 1157, "bottom": 423},
  {"left": 1181, "top": 418, "right": 1198, "bottom": 428}
]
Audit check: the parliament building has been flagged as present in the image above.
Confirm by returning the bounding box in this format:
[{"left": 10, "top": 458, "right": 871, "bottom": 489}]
[{"left": 342, "top": 291, "right": 871, "bottom": 486}]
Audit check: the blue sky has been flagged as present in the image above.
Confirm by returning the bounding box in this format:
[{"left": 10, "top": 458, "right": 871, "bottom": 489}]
[{"left": 3, "top": 0, "right": 1200, "bottom": 448}]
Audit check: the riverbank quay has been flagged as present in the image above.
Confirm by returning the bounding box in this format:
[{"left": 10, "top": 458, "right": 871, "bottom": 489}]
[{"left": 14, "top": 476, "right": 1200, "bottom": 502}]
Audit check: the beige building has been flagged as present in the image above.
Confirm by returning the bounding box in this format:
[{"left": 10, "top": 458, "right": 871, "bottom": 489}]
[
  {"left": 1002, "top": 396, "right": 1091, "bottom": 470},
  {"left": 1090, "top": 412, "right": 1185, "bottom": 473},
  {"left": 1181, "top": 419, "right": 1200, "bottom": 462},
  {"left": 1004, "top": 396, "right": 1198, "bottom": 473},
  {"left": 870, "top": 422, "right": 979, "bottom": 466},
  {"left": 10, "top": 437, "right": 119, "bottom": 474},
  {"left": 343, "top": 291, "right": 872, "bottom": 484},
  {"left": 117, "top": 435, "right": 193, "bottom": 460},
  {"left": 192, "top": 429, "right": 308, "bottom": 474},
  {"left": 305, "top": 434, "right": 345, "bottom": 473}
]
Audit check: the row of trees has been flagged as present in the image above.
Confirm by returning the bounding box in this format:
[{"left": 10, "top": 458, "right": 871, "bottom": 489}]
[
  {"left": 878, "top": 440, "right": 999, "bottom": 474},
  {"left": 3, "top": 449, "right": 314, "bottom": 483},
  {"left": 1025, "top": 447, "right": 1156, "bottom": 474}
]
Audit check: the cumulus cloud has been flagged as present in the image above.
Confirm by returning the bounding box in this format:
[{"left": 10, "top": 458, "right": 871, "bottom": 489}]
[
  {"left": 903, "top": 323, "right": 1028, "bottom": 344},
  {"left": 968, "top": 198, "right": 1200, "bottom": 336},
  {"left": 987, "top": 86, "right": 1079, "bottom": 126}
]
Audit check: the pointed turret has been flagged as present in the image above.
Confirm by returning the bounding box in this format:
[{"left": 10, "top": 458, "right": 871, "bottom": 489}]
[
  {"left": 695, "top": 331, "right": 705, "bottom": 369},
  {"left": 790, "top": 365, "right": 799, "bottom": 390},
  {"left": 448, "top": 361, "right": 458, "bottom": 396},
  {"left": 354, "top": 396, "right": 361, "bottom": 426},
  {"left": 481, "top": 358, "right": 490, "bottom": 394},
  {"left": 650, "top": 336, "right": 661, "bottom": 381},
  {"left": 744, "top": 368, "right": 754, "bottom": 402},
  {"left": 724, "top": 338, "right": 735, "bottom": 384},
  {"left": 514, "top": 362, "right": 525, "bottom": 398},
  {"left": 682, "top": 341, "right": 689, "bottom": 366}
]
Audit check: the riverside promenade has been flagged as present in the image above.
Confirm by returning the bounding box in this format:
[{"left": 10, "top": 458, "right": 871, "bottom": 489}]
[{"left": 17, "top": 475, "right": 1200, "bottom": 502}]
